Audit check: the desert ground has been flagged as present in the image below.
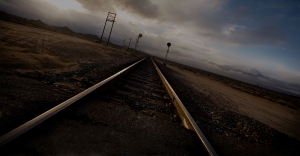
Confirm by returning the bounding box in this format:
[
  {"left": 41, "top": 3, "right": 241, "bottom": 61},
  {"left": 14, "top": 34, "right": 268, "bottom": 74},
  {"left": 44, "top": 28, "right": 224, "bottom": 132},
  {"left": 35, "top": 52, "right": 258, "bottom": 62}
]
[
  {"left": 155, "top": 59, "right": 300, "bottom": 155},
  {"left": 1, "top": 15, "right": 300, "bottom": 156},
  {"left": 162, "top": 61, "right": 300, "bottom": 140},
  {"left": 0, "top": 19, "right": 145, "bottom": 136}
]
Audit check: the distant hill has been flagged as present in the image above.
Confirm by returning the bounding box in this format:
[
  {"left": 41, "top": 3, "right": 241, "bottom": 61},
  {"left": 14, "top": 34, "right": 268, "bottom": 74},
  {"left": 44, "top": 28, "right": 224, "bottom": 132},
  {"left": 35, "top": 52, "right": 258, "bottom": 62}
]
[{"left": 0, "top": 10, "right": 101, "bottom": 42}]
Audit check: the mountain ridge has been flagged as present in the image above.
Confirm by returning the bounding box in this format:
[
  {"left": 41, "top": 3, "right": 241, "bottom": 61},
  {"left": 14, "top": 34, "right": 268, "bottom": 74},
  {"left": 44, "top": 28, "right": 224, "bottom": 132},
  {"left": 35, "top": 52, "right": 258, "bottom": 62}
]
[{"left": 0, "top": 10, "right": 101, "bottom": 42}]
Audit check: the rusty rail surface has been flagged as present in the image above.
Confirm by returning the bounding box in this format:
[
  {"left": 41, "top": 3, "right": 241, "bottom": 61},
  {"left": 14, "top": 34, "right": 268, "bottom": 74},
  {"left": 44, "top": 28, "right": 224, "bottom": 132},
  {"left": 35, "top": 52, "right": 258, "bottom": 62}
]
[
  {"left": 151, "top": 58, "right": 218, "bottom": 156},
  {"left": 0, "top": 57, "right": 147, "bottom": 147}
]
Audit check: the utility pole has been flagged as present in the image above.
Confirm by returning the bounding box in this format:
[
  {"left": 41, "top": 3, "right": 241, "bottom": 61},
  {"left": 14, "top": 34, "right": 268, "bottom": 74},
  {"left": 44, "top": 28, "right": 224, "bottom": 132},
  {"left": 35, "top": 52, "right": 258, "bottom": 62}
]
[
  {"left": 100, "top": 12, "right": 109, "bottom": 43},
  {"left": 127, "top": 38, "right": 132, "bottom": 52},
  {"left": 164, "top": 42, "right": 171, "bottom": 65},
  {"left": 134, "top": 33, "right": 142, "bottom": 53},
  {"left": 99, "top": 12, "right": 116, "bottom": 46}
]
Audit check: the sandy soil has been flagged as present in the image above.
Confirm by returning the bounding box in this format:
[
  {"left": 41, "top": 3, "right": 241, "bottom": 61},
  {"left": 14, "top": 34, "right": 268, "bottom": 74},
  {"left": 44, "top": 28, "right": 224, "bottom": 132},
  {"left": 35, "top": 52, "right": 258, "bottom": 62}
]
[
  {"left": 155, "top": 60, "right": 300, "bottom": 155},
  {"left": 0, "top": 20, "right": 140, "bottom": 72},
  {"left": 164, "top": 62, "right": 300, "bottom": 141},
  {"left": 0, "top": 20, "right": 145, "bottom": 136}
]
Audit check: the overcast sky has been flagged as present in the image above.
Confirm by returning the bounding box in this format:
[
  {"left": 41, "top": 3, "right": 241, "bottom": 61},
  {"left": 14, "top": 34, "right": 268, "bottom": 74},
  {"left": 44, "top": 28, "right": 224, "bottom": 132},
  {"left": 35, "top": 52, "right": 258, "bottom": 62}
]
[{"left": 1, "top": 0, "right": 300, "bottom": 96}]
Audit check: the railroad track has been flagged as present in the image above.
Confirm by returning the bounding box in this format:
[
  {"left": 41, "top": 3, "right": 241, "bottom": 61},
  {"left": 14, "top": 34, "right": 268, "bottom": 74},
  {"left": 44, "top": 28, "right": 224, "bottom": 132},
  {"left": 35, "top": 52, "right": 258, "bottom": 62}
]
[{"left": 0, "top": 57, "right": 217, "bottom": 155}]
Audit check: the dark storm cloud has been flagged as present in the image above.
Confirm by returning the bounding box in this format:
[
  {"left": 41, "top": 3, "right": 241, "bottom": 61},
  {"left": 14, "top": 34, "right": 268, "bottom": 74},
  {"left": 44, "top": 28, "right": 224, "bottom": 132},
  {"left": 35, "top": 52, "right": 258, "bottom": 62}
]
[
  {"left": 116, "top": 0, "right": 159, "bottom": 18},
  {"left": 75, "top": 0, "right": 115, "bottom": 13},
  {"left": 203, "top": 60, "right": 300, "bottom": 95},
  {"left": 205, "top": 60, "right": 274, "bottom": 82},
  {"left": 0, "top": 0, "right": 107, "bottom": 34},
  {"left": 225, "top": 23, "right": 287, "bottom": 46},
  {"left": 245, "top": 24, "right": 286, "bottom": 45},
  {"left": 213, "top": 64, "right": 269, "bottom": 79},
  {"left": 229, "top": 6, "right": 253, "bottom": 22},
  {"left": 137, "top": 0, "right": 288, "bottom": 47},
  {"left": 178, "top": 46, "right": 193, "bottom": 51},
  {"left": 207, "top": 61, "right": 271, "bottom": 81},
  {"left": 75, "top": 0, "right": 160, "bottom": 18},
  {"left": 0, "top": 0, "right": 59, "bottom": 20},
  {"left": 170, "top": 49, "right": 191, "bottom": 58},
  {"left": 160, "top": 0, "right": 226, "bottom": 32},
  {"left": 264, "top": 0, "right": 296, "bottom": 12},
  {"left": 219, "top": 0, "right": 299, "bottom": 46}
]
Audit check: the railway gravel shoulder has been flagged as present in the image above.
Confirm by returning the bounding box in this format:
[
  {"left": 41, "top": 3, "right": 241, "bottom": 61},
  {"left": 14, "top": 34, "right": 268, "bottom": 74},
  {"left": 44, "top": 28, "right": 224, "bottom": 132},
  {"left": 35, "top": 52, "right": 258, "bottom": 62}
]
[
  {"left": 0, "top": 57, "right": 142, "bottom": 136},
  {"left": 1, "top": 58, "right": 207, "bottom": 155}
]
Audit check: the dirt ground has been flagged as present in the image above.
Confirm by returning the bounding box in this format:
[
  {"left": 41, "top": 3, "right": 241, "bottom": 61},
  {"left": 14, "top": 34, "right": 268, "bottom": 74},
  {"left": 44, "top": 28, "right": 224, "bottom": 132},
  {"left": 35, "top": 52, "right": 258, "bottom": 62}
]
[
  {"left": 0, "top": 20, "right": 141, "bottom": 72},
  {"left": 166, "top": 64, "right": 300, "bottom": 141},
  {"left": 155, "top": 59, "right": 300, "bottom": 155},
  {"left": 0, "top": 20, "right": 145, "bottom": 136}
]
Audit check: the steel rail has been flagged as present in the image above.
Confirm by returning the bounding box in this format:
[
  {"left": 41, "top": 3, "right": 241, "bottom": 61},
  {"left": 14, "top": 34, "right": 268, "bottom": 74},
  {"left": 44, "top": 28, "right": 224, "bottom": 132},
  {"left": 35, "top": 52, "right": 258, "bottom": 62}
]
[
  {"left": 0, "top": 57, "right": 147, "bottom": 147},
  {"left": 151, "top": 58, "right": 218, "bottom": 156}
]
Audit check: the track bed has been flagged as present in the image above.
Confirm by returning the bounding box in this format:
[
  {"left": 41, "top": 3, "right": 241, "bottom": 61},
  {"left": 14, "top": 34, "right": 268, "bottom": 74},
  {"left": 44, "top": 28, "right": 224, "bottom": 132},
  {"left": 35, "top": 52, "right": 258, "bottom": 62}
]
[{"left": 1, "top": 58, "right": 207, "bottom": 155}]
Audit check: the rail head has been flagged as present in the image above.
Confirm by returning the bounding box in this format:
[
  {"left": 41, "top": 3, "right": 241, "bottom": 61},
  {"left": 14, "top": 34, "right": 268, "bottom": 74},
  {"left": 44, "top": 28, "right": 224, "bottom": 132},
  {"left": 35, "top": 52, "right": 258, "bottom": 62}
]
[
  {"left": 151, "top": 58, "right": 218, "bottom": 156},
  {"left": 0, "top": 57, "right": 147, "bottom": 147}
]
